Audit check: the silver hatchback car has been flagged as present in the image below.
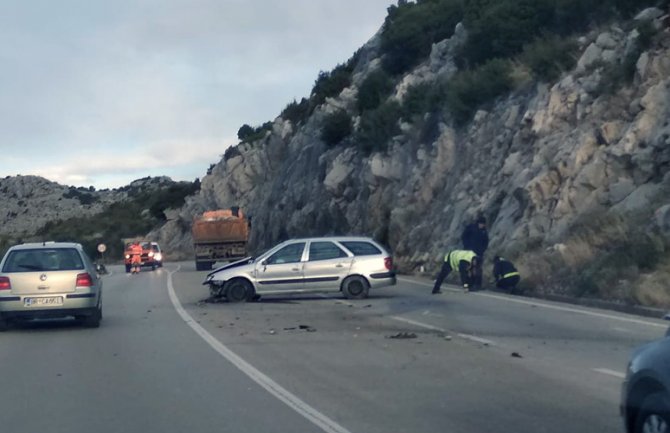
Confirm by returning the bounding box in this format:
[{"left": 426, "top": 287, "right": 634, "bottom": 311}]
[
  {"left": 0, "top": 242, "right": 103, "bottom": 330},
  {"left": 203, "top": 236, "right": 396, "bottom": 302}
]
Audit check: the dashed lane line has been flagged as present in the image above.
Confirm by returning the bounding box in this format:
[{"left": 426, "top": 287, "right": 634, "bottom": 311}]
[
  {"left": 390, "top": 316, "right": 496, "bottom": 346},
  {"left": 398, "top": 277, "right": 667, "bottom": 329},
  {"left": 167, "top": 268, "right": 353, "bottom": 433}
]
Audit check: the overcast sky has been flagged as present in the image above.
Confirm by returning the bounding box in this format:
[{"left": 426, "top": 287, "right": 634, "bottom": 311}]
[{"left": 0, "top": 0, "right": 392, "bottom": 189}]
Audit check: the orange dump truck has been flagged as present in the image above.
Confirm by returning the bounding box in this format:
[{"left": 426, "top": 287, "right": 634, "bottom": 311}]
[{"left": 192, "top": 208, "right": 250, "bottom": 271}]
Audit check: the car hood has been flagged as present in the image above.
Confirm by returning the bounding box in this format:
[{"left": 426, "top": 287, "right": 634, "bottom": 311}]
[{"left": 203, "top": 257, "right": 255, "bottom": 283}]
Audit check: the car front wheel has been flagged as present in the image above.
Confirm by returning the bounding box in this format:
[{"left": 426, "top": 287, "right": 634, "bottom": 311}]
[
  {"left": 225, "top": 279, "right": 254, "bottom": 303},
  {"left": 342, "top": 276, "right": 370, "bottom": 299},
  {"left": 636, "top": 392, "right": 670, "bottom": 433}
]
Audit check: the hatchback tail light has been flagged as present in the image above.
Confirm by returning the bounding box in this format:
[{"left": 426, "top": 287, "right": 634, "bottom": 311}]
[
  {"left": 76, "top": 273, "right": 93, "bottom": 287},
  {"left": 384, "top": 257, "right": 393, "bottom": 271},
  {"left": 0, "top": 276, "right": 10, "bottom": 291}
]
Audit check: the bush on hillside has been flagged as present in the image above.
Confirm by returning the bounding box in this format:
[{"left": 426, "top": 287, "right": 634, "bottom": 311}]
[
  {"left": 310, "top": 62, "right": 354, "bottom": 108},
  {"left": 381, "top": 0, "right": 464, "bottom": 75},
  {"left": 321, "top": 110, "right": 353, "bottom": 146},
  {"left": 520, "top": 34, "right": 578, "bottom": 82},
  {"left": 401, "top": 81, "right": 445, "bottom": 120},
  {"left": 357, "top": 69, "right": 395, "bottom": 112},
  {"left": 445, "top": 59, "right": 513, "bottom": 125},
  {"left": 355, "top": 100, "right": 402, "bottom": 154},
  {"left": 237, "top": 122, "right": 273, "bottom": 143},
  {"left": 281, "top": 98, "right": 311, "bottom": 125}
]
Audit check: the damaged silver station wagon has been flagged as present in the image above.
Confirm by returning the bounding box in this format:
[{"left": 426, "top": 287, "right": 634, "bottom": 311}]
[{"left": 203, "top": 236, "right": 396, "bottom": 302}]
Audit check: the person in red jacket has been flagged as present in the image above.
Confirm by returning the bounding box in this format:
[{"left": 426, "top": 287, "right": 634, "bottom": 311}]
[{"left": 130, "top": 242, "right": 143, "bottom": 274}]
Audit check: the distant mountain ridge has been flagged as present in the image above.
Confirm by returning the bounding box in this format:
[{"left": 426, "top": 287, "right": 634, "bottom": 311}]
[{"left": 0, "top": 175, "right": 195, "bottom": 258}]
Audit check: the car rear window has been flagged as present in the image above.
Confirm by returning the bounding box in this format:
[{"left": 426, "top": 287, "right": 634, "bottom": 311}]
[
  {"left": 339, "top": 241, "right": 381, "bottom": 256},
  {"left": 2, "top": 248, "right": 85, "bottom": 272}
]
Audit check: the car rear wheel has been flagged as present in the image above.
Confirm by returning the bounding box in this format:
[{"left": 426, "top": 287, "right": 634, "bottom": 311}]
[
  {"left": 225, "top": 279, "right": 254, "bottom": 303},
  {"left": 342, "top": 276, "right": 370, "bottom": 299},
  {"left": 82, "top": 305, "right": 102, "bottom": 328},
  {"left": 0, "top": 315, "right": 8, "bottom": 332},
  {"left": 636, "top": 392, "right": 670, "bottom": 433}
]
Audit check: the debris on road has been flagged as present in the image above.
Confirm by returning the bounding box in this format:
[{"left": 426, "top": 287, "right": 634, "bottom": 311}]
[
  {"left": 269, "top": 329, "right": 276, "bottom": 335},
  {"left": 511, "top": 352, "right": 523, "bottom": 358},
  {"left": 444, "top": 335, "right": 453, "bottom": 341},
  {"left": 387, "top": 332, "right": 418, "bottom": 339}
]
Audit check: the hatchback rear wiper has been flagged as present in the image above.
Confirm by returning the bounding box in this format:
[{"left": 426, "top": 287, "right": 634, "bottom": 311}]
[{"left": 18, "top": 264, "right": 43, "bottom": 271}]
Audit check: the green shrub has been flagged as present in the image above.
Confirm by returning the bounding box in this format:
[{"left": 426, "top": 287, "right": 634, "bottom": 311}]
[
  {"left": 401, "top": 81, "right": 446, "bottom": 120},
  {"left": 381, "top": 0, "right": 464, "bottom": 75},
  {"left": 357, "top": 69, "right": 395, "bottom": 112},
  {"left": 281, "top": 98, "right": 311, "bottom": 125},
  {"left": 355, "top": 100, "right": 402, "bottom": 154},
  {"left": 445, "top": 59, "right": 513, "bottom": 125},
  {"left": 238, "top": 122, "right": 273, "bottom": 143},
  {"left": 321, "top": 110, "right": 353, "bottom": 146},
  {"left": 310, "top": 63, "right": 354, "bottom": 108},
  {"left": 237, "top": 124, "right": 254, "bottom": 141},
  {"left": 520, "top": 34, "right": 578, "bottom": 82}
]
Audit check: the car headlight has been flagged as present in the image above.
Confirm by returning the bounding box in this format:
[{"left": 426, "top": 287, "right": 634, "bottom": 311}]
[
  {"left": 154, "top": 253, "right": 162, "bottom": 261},
  {"left": 125, "top": 254, "right": 130, "bottom": 259}
]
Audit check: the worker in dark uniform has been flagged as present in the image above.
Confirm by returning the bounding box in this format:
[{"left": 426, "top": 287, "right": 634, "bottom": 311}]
[
  {"left": 432, "top": 250, "right": 480, "bottom": 294},
  {"left": 492, "top": 256, "right": 520, "bottom": 291},
  {"left": 461, "top": 216, "right": 489, "bottom": 290}
]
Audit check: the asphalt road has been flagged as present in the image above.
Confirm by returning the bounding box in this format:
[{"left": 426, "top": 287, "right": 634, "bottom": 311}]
[{"left": 1, "top": 262, "right": 666, "bottom": 433}]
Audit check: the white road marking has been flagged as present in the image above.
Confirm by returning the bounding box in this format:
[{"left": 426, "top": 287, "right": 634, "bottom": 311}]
[
  {"left": 398, "top": 277, "right": 667, "bottom": 329},
  {"left": 593, "top": 368, "right": 626, "bottom": 379},
  {"left": 456, "top": 333, "right": 496, "bottom": 346},
  {"left": 167, "top": 268, "right": 353, "bottom": 433},
  {"left": 391, "top": 316, "right": 445, "bottom": 332},
  {"left": 390, "top": 316, "right": 496, "bottom": 346}
]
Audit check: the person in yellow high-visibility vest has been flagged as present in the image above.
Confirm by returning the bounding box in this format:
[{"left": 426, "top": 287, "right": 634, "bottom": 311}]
[
  {"left": 492, "top": 256, "right": 521, "bottom": 291},
  {"left": 431, "top": 250, "right": 481, "bottom": 294}
]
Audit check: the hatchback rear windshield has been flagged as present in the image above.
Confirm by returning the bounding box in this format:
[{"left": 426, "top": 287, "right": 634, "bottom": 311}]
[
  {"left": 339, "top": 241, "right": 382, "bottom": 256},
  {"left": 2, "top": 248, "right": 85, "bottom": 272}
]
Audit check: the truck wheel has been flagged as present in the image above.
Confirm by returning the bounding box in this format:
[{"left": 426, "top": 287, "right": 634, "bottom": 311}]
[
  {"left": 125, "top": 264, "right": 131, "bottom": 273},
  {"left": 225, "top": 279, "right": 254, "bottom": 303},
  {"left": 342, "top": 276, "right": 370, "bottom": 299},
  {"left": 195, "top": 261, "right": 210, "bottom": 271}
]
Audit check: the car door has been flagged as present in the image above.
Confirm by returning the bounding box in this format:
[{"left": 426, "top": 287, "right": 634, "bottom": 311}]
[
  {"left": 302, "top": 241, "right": 353, "bottom": 292},
  {"left": 255, "top": 242, "right": 306, "bottom": 293}
]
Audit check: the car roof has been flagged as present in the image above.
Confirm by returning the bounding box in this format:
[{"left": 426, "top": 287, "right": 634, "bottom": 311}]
[
  {"left": 282, "top": 236, "right": 378, "bottom": 243},
  {"left": 9, "top": 242, "right": 83, "bottom": 250}
]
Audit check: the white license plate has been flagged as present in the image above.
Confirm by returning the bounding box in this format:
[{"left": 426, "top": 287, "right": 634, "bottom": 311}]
[{"left": 24, "top": 297, "right": 64, "bottom": 307}]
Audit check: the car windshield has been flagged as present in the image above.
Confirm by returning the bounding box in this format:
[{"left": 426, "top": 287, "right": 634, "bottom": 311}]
[{"left": 2, "top": 248, "right": 85, "bottom": 272}]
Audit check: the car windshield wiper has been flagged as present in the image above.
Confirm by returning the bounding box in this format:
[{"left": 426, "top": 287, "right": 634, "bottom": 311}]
[{"left": 18, "top": 264, "right": 43, "bottom": 271}]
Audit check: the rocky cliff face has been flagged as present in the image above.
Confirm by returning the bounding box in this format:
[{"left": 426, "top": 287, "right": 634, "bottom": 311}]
[{"left": 154, "top": 9, "right": 670, "bottom": 306}]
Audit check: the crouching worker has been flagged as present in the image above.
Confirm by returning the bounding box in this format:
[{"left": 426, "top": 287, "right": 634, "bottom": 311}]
[
  {"left": 492, "top": 256, "right": 520, "bottom": 291},
  {"left": 432, "top": 250, "right": 480, "bottom": 294}
]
